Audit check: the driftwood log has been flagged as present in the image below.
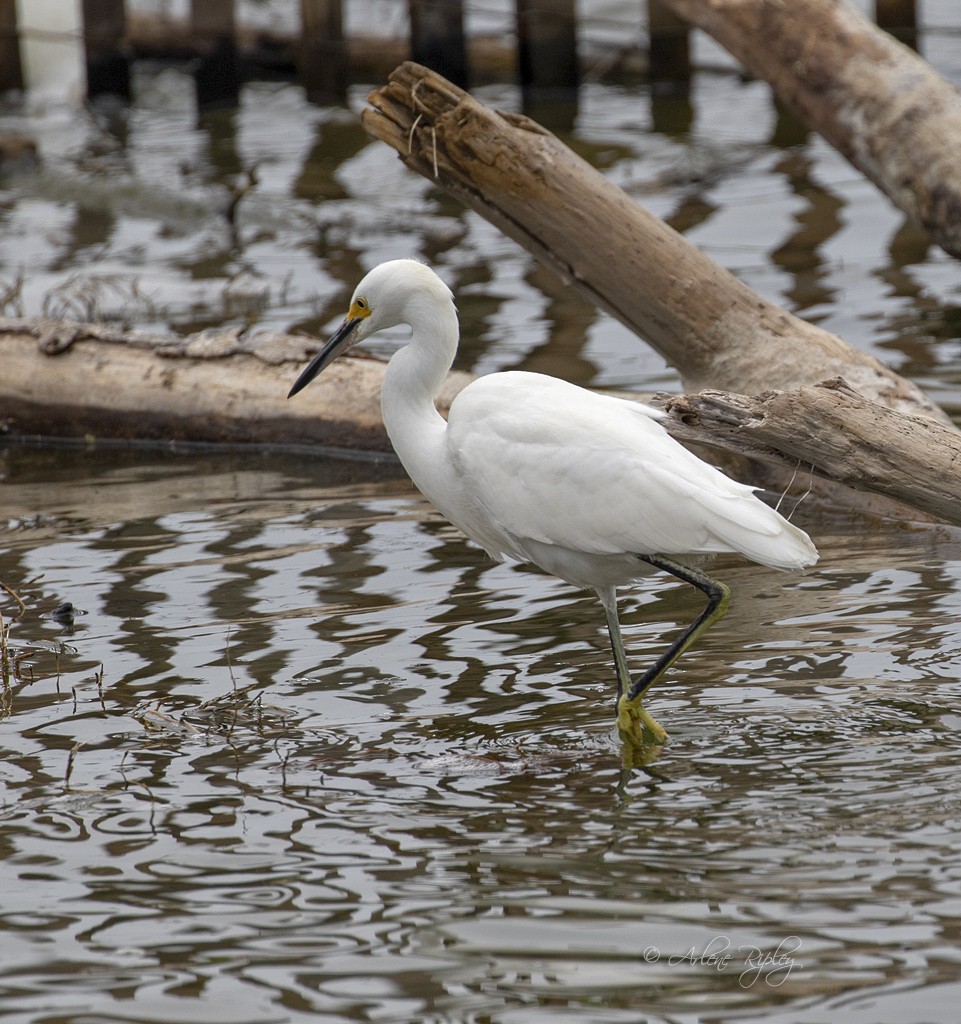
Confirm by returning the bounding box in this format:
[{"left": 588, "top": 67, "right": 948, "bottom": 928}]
[
  {"left": 362, "top": 62, "right": 944, "bottom": 423},
  {"left": 666, "top": 381, "right": 961, "bottom": 526},
  {"left": 663, "top": 0, "right": 961, "bottom": 259},
  {"left": 0, "top": 317, "right": 468, "bottom": 452}
]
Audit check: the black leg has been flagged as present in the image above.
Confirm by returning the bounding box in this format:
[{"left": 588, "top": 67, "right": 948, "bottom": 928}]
[{"left": 625, "top": 555, "right": 731, "bottom": 702}]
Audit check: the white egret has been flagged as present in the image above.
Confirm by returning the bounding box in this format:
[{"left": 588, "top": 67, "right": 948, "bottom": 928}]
[{"left": 288, "top": 260, "right": 817, "bottom": 753}]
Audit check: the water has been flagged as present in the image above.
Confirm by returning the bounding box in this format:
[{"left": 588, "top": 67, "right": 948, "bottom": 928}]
[
  {"left": 3, "top": 446, "right": 961, "bottom": 1022},
  {"left": 4, "top": 2, "right": 961, "bottom": 1021}
]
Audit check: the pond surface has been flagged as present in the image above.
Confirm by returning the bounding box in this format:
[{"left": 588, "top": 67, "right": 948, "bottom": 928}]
[
  {"left": 3, "top": 444, "right": 961, "bottom": 1024},
  {"left": 3, "top": 2, "right": 961, "bottom": 1022}
]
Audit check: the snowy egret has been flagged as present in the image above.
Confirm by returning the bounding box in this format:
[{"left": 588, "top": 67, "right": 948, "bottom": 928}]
[{"left": 288, "top": 260, "right": 817, "bottom": 753}]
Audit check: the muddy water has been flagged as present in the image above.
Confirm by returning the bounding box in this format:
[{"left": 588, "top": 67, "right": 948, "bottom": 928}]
[{"left": 4, "top": 3, "right": 961, "bottom": 1021}]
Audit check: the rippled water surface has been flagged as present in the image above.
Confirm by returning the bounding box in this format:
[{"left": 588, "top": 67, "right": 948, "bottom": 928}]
[
  {"left": 4, "top": 2, "right": 961, "bottom": 1022},
  {"left": 3, "top": 446, "right": 961, "bottom": 1023}
]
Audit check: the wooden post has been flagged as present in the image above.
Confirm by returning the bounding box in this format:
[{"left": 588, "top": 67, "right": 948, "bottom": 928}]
[
  {"left": 875, "top": 0, "right": 917, "bottom": 25},
  {"left": 516, "top": 0, "right": 579, "bottom": 97},
  {"left": 81, "top": 0, "right": 130, "bottom": 100},
  {"left": 190, "top": 0, "right": 235, "bottom": 41},
  {"left": 0, "top": 0, "right": 22, "bottom": 93},
  {"left": 408, "top": 0, "right": 468, "bottom": 88},
  {"left": 875, "top": 0, "right": 917, "bottom": 46},
  {"left": 190, "top": 0, "right": 239, "bottom": 109},
  {"left": 299, "top": 0, "right": 348, "bottom": 102},
  {"left": 648, "top": 0, "right": 690, "bottom": 87}
]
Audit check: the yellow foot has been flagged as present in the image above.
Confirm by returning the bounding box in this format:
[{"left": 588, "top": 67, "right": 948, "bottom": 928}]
[{"left": 616, "top": 692, "right": 668, "bottom": 764}]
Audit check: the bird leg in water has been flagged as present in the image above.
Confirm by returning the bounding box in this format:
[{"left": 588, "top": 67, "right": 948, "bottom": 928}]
[
  {"left": 601, "top": 586, "right": 669, "bottom": 747},
  {"left": 604, "top": 556, "right": 732, "bottom": 750}
]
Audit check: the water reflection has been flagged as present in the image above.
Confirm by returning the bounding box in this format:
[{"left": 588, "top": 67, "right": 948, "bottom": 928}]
[
  {"left": 2, "top": 445, "right": 961, "bottom": 1020},
  {"left": 2, "top": 45, "right": 961, "bottom": 403}
]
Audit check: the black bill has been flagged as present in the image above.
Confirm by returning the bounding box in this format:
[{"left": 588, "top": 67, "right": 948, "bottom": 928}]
[{"left": 287, "top": 316, "right": 362, "bottom": 399}]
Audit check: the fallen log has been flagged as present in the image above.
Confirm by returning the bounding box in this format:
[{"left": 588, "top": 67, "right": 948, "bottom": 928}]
[
  {"left": 0, "top": 317, "right": 443, "bottom": 453},
  {"left": 361, "top": 62, "right": 946, "bottom": 423},
  {"left": 2, "top": 318, "right": 961, "bottom": 528},
  {"left": 124, "top": 11, "right": 521, "bottom": 87},
  {"left": 665, "top": 380, "right": 961, "bottom": 526},
  {"left": 662, "top": 0, "right": 961, "bottom": 259}
]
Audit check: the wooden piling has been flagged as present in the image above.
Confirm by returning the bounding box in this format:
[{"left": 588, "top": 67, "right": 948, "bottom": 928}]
[
  {"left": 875, "top": 0, "right": 917, "bottom": 30},
  {"left": 516, "top": 0, "right": 579, "bottom": 96},
  {"left": 648, "top": 0, "right": 691, "bottom": 86},
  {"left": 81, "top": 0, "right": 131, "bottom": 100},
  {"left": 190, "top": 0, "right": 240, "bottom": 109},
  {"left": 299, "top": 0, "right": 348, "bottom": 102},
  {"left": 875, "top": 0, "right": 917, "bottom": 46},
  {"left": 408, "top": 0, "right": 469, "bottom": 88},
  {"left": 0, "top": 0, "right": 22, "bottom": 93}
]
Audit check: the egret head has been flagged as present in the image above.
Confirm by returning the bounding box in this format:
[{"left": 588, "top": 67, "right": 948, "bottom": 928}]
[{"left": 287, "top": 259, "right": 452, "bottom": 398}]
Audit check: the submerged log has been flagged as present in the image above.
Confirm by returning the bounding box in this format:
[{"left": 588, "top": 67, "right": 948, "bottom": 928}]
[
  {"left": 2, "top": 318, "right": 961, "bottom": 528},
  {"left": 362, "top": 62, "right": 945, "bottom": 423},
  {"left": 662, "top": 0, "right": 961, "bottom": 258}
]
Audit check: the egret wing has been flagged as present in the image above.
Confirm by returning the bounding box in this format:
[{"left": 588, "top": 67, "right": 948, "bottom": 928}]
[{"left": 446, "top": 372, "right": 815, "bottom": 568}]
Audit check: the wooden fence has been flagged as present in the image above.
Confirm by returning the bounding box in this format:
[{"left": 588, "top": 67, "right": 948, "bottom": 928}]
[{"left": 0, "top": 0, "right": 921, "bottom": 108}]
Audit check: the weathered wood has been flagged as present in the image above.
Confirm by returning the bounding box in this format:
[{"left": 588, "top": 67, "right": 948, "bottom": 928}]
[
  {"left": 299, "top": 0, "right": 348, "bottom": 102},
  {"left": 121, "top": 12, "right": 561, "bottom": 92},
  {"left": 0, "top": 0, "right": 23, "bottom": 93},
  {"left": 361, "top": 62, "right": 945, "bottom": 422},
  {"left": 664, "top": 380, "right": 961, "bottom": 526},
  {"left": 2, "top": 319, "right": 960, "bottom": 527},
  {"left": 648, "top": 0, "right": 691, "bottom": 84},
  {"left": 0, "top": 318, "right": 469, "bottom": 453},
  {"left": 661, "top": 0, "right": 961, "bottom": 258}
]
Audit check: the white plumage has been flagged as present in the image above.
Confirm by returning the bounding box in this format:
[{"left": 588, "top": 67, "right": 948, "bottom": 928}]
[
  {"left": 447, "top": 374, "right": 813, "bottom": 576},
  {"left": 289, "top": 259, "right": 817, "bottom": 754}
]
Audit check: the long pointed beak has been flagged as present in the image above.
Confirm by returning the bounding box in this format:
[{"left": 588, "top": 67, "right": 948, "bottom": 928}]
[{"left": 287, "top": 316, "right": 362, "bottom": 399}]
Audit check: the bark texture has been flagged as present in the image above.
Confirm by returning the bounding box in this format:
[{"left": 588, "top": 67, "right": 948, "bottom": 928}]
[{"left": 0, "top": 317, "right": 468, "bottom": 453}]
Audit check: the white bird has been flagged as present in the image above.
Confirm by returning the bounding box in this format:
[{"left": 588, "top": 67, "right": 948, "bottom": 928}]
[{"left": 288, "top": 260, "right": 818, "bottom": 754}]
